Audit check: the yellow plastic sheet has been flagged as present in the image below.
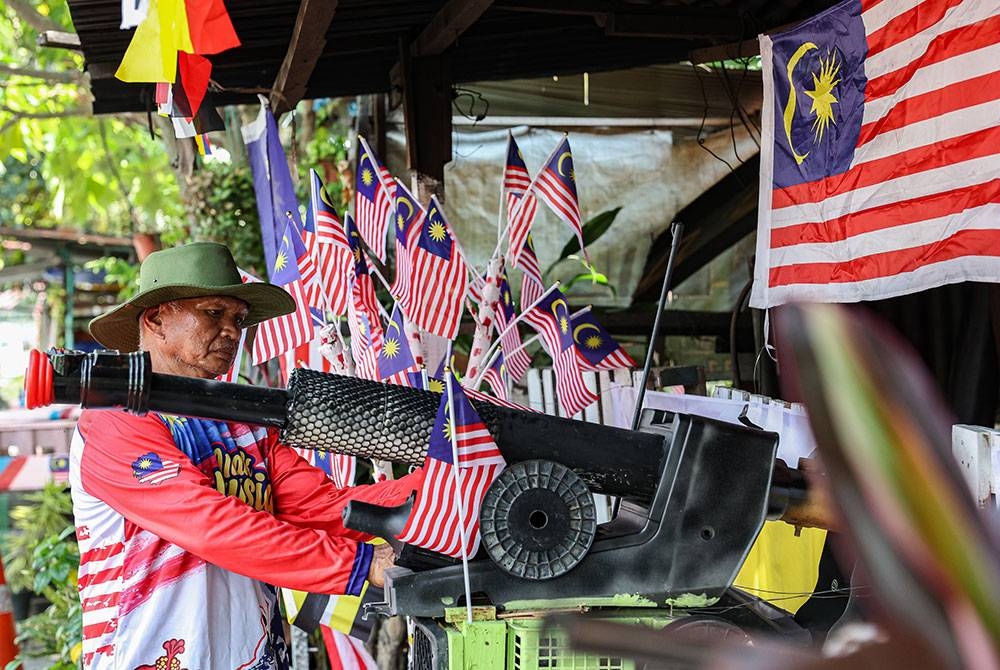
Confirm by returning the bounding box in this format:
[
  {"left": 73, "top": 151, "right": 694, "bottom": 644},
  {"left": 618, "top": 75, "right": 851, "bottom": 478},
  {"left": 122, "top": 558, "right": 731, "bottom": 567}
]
[{"left": 733, "top": 521, "right": 826, "bottom": 614}]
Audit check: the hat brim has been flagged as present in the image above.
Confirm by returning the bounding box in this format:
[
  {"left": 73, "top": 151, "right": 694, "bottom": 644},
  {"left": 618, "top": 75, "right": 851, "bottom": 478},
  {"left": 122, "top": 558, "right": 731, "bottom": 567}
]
[{"left": 89, "top": 282, "right": 297, "bottom": 352}]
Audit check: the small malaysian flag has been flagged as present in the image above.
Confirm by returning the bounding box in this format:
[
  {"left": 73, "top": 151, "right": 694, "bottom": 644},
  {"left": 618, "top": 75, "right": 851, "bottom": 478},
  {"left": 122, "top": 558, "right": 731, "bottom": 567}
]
[
  {"left": 396, "top": 373, "right": 505, "bottom": 558},
  {"left": 406, "top": 196, "right": 469, "bottom": 339},
  {"left": 570, "top": 311, "right": 635, "bottom": 371},
  {"left": 494, "top": 274, "right": 532, "bottom": 383},
  {"left": 309, "top": 169, "right": 352, "bottom": 316},
  {"left": 503, "top": 134, "right": 531, "bottom": 194},
  {"left": 345, "top": 214, "right": 384, "bottom": 380},
  {"left": 131, "top": 452, "right": 181, "bottom": 485},
  {"left": 354, "top": 137, "right": 396, "bottom": 262},
  {"left": 522, "top": 286, "right": 597, "bottom": 416},
  {"left": 49, "top": 454, "right": 70, "bottom": 484},
  {"left": 389, "top": 180, "right": 424, "bottom": 310},
  {"left": 506, "top": 192, "right": 539, "bottom": 270},
  {"left": 532, "top": 137, "right": 587, "bottom": 260},
  {"left": 481, "top": 353, "right": 509, "bottom": 402},
  {"left": 247, "top": 241, "right": 316, "bottom": 365},
  {"left": 516, "top": 233, "right": 545, "bottom": 311},
  {"left": 378, "top": 304, "right": 418, "bottom": 385}
]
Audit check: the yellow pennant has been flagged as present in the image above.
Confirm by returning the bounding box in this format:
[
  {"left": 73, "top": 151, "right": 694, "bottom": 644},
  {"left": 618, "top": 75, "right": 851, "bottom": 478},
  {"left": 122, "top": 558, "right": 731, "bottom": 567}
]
[{"left": 116, "top": 0, "right": 193, "bottom": 83}]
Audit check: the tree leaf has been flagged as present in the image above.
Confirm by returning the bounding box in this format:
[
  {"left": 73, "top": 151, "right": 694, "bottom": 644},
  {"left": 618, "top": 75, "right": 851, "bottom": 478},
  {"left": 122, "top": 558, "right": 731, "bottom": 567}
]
[
  {"left": 546, "top": 207, "right": 622, "bottom": 277},
  {"left": 563, "top": 269, "right": 616, "bottom": 296}
]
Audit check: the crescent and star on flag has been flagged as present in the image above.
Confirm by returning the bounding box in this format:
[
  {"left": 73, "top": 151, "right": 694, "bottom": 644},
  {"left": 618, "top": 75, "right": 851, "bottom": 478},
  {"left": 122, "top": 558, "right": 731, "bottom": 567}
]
[
  {"left": 397, "top": 196, "right": 414, "bottom": 230},
  {"left": 782, "top": 43, "right": 842, "bottom": 165},
  {"left": 383, "top": 313, "right": 403, "bottom": 359},
  {"left": 573, "top": 322, "right": 604, "bottom": 350}
]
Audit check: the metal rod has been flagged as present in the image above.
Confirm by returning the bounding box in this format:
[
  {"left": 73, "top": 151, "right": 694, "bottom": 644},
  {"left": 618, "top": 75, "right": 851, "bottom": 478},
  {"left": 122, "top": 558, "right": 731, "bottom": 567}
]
[{"left": 631, "top": 221, "right": 684, "bottom": 431}]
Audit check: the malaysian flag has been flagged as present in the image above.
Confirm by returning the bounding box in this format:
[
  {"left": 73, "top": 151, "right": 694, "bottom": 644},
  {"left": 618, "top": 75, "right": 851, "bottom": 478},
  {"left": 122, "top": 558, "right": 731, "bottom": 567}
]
[
  {"left": 518, "top": 233, "right": 545, "bottom": 310},
  {"left": 131, "top": 452, "right": 181, "bottom": 485},
  {"left": 354, "top": 137, "right": 396, "bottom": 262},
  {"left": 309, "top": 169, "right": 352, "bottom": 316},
  {"left": 532, "top": 137, "right": 587, "bottom": 260},
  {"left": 345, "top": 214, "right": 384, "bottom": 379},
  {"left": 378, "top": 304, "right": 418, "bottom": 385},
  {"left": 494, "top": 274, "right": 532, "bottom": 383},
  {"left": 406, "top": 196, "right": 469, "bottom": 339},
  {"left": 751, "top": 0, "right": 1000, "bottom": 308},
  {"left": 503, "top": 133, "right": 531, "bottom": 193},
  {"left": 522, "top": 286, "right": 597, "bottom": 416},
  {"left": 506, "top": 191, "right": 539, "bottom": 270},
  {"left": 481, "top": 353, "right": 509, "bottom": 402},
  {"left": 396, "top": 373, "right": 505, "bottom": 558},
  {"left": 389, "top": 180, "right": 424, "bottom": 310},
  {"left": 242, "top": 97, "right": 302, "bottom": 274},
  {"left": 249, "top": 235, "right": 315, "bottom": 365},
  {"left": 570, "top": 311, "right": 635, "bottom": 371}
]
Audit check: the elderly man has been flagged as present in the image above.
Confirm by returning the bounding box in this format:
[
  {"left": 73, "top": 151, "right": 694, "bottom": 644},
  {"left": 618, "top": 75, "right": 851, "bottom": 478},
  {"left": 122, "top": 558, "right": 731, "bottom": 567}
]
[{"left": 72, "top": 242, "right": 420, "bottom": 670}]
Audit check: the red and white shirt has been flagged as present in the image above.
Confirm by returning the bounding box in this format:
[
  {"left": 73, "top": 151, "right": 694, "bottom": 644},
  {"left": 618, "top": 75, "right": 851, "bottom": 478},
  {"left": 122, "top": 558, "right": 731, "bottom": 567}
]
[{"left": 71, "top": 409, "right": 420, "bottom": 670}]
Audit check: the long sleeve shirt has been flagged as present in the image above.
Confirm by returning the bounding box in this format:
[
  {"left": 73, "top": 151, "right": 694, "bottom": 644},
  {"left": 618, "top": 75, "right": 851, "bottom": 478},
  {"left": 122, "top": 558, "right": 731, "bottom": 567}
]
[{"left": 71, "top": 409, "right": 421, "bottom": 670}]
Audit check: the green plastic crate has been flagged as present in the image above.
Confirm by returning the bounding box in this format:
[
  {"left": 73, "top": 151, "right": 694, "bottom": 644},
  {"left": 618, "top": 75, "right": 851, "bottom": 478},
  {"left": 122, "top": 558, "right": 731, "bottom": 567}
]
[{"left": 506, "top": 618, "right": 636, "bottom": 670}]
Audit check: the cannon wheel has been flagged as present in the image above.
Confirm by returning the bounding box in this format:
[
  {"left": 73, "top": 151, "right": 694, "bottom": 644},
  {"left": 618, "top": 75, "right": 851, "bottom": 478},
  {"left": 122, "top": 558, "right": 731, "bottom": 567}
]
[{"left": 479, "top": 459, "right": 597, "bottom": 580}]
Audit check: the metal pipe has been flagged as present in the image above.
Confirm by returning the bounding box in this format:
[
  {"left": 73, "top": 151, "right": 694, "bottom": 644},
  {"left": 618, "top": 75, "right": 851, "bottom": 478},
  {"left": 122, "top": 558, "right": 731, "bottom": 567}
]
[{"left": 631, "top": 221, "right": 684, "bottom": 431}]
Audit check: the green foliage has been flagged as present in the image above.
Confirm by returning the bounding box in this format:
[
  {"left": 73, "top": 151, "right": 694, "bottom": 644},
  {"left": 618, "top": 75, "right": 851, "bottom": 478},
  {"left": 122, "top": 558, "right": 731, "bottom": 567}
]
[
  {"left": 2, "top": 483, "right": 74, "bottom": 594},
  {"left": 1, "top": 483, "right": 81, "bottom": 669},
  {"left": 184, "top": 161, "right": 266, "bottom": 275},
  {"left": 544, "top": 207, "right": 622, "bottom": 297},
  {"left": 1, "top": 0, "right": 185, "bottom": 237},
  {"left": 83, "top": 256, "right": 141, "bottom": 301}
]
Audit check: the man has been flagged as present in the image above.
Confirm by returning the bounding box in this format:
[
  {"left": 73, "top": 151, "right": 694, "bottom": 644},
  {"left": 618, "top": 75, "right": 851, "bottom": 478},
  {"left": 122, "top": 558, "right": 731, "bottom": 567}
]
[{"left": 73, "top": 243, "right": 420, "bottom": 670}]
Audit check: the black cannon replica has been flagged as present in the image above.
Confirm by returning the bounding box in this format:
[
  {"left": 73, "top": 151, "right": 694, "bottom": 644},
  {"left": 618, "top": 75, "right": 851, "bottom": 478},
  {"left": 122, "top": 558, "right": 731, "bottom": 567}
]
[{"left": 27, "top": 349, "right": 816, "bottom": 624}]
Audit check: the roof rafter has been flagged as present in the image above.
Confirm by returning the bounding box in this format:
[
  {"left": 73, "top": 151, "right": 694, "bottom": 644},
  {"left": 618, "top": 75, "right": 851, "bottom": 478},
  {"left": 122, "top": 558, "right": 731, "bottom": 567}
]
[
  {"left": 412, "top": 0, "right": 496, "bottom": 57},
  {"left": 269, "top": 0, "right": 340, "bottom": 115}
]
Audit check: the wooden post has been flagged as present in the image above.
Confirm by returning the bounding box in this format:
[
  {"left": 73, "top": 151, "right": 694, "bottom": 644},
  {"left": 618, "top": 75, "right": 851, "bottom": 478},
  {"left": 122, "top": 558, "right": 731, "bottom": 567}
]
[{"left": 400, "top": 51, "right": 452, "bottom": 204}]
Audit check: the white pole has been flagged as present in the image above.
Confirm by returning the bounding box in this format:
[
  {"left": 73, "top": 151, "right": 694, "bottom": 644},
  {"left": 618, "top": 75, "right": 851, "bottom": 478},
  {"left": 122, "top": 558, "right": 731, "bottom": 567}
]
[
  {"left": 444, "top": 358, "right": 475, "bottom": 624},
  {"left": 470, "top": 282, "right": 562, "bottom": 388},
  {"left": 472, "top": 305, "right": 591, "bottom": 390}
]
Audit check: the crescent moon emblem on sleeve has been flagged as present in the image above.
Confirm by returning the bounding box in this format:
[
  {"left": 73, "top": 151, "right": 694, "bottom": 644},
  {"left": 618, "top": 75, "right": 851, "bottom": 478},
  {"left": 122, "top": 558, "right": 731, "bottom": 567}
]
[
  {"left": 556, "top": 152, "right": 572, "bottom": 177},
  {"left": 782, "top": 41, "right": 817, "bottom": 166}
]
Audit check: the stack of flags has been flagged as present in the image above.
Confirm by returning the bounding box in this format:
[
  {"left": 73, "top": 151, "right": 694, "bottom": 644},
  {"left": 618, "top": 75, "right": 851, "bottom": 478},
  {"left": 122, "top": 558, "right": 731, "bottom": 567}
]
[{"left": 234, "top": 104, "right": 644, "bottom": 648}]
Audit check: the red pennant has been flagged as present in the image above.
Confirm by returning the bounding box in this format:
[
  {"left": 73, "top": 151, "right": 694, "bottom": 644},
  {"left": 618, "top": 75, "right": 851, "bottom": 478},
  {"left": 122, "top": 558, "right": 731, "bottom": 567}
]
[
  {"left": 177, "top": 52, "right": 212, "bottom": 120},
  {"left": 185, "top": 0, "right": 241, "bottom": 55}
]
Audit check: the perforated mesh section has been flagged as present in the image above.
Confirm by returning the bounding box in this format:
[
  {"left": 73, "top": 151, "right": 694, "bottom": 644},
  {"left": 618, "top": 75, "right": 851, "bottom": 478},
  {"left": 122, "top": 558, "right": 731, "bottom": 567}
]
[{"left": 281, "top": 369, "right": 503, "bottom": 464}]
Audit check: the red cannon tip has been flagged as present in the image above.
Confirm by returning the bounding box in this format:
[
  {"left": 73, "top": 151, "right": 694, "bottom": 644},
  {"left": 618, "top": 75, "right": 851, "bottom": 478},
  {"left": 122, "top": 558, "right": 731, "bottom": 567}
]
[{"left": 25, "top": 350, "right": 54, "bottom": 409}]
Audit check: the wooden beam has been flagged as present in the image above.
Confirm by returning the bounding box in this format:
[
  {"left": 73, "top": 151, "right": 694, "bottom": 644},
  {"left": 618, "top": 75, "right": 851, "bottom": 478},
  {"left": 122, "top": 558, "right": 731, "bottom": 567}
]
[
  {"left": 606, "top": 13, "right": 742, "bottom": 41},
  {"left": 36, "top": 30, "right": 81, "bottom": 50},
  {"left": 270, "top": 0, "right": 339, "bottom": 115},
  {"left": 0, "top": 226, "right": 133, "bottom": 250},
  {"left": 412, "top": 0, "right": 496, "bottom": 57},
  {"left": 493, "top": 0, "right": 612, "bottom": 16},
  {"left": 688, "top": 21, "right": 799, "bottom": 64}
]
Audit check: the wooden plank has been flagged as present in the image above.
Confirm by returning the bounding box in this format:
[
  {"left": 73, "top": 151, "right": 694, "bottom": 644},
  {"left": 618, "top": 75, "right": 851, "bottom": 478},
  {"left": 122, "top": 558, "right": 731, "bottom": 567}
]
[
  {"left": 412, "top": 0, "right": 496, "bottom": 57},
  {"left": 583, "top": 372, "right": 600, "bottom": 423},
  {"left": 270, "top": 0, "right": 340, "bottom": 115},
  {"left": 526, "top": 368, "right": 544, "bottom": 413},
  {"left": 953, "top": 425, "right": 993, "bottom": 508},
  {"left": 597, "top": 370, "right": 614, "bottom": 425},
  {"left": 541, "top": 368, "right": 557, "bottom": 416}
]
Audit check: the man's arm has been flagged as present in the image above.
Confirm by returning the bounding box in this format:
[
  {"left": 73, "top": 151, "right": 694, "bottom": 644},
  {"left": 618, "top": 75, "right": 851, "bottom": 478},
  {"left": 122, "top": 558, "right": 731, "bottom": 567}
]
[
  {"left": 76, "top": 411, "right": 373, "bottom": 596},
  {"left": 266, "top": 439, "right": 424, "bottom": 542}
]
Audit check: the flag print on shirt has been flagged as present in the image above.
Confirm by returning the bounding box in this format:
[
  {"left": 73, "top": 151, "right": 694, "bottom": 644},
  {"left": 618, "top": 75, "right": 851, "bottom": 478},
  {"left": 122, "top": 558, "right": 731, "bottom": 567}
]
[{"left": 131, "top": 452, "right": 181, "bottom": 485}]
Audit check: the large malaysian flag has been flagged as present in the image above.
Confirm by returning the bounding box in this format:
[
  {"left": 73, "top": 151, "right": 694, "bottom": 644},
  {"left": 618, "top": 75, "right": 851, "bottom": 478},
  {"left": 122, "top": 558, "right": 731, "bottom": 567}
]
[{"left": 751, "top": 0, "right": 1000, "bottom": 307}]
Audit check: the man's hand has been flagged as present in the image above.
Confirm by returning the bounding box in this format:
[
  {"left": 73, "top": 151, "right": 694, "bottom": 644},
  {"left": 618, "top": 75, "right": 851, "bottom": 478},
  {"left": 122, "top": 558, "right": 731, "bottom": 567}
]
[{"left": 367, "top": 543, "right": 396, "bottom": 588}]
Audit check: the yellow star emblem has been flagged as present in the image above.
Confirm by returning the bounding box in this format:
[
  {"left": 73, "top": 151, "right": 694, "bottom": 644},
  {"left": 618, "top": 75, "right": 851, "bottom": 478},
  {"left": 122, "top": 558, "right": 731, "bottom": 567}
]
[
  {"left": 361, "top": 167, "right": 374, "bottom": 187},
  {"left": 428, "top": 221, "right": 447, "bottom": 242}
]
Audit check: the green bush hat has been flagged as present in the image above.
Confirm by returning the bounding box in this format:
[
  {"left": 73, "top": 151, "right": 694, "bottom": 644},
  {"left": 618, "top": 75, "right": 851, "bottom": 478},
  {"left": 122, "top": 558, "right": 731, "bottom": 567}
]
[{"left": 89, "top": 242, "right": 295, "bottom": 352}]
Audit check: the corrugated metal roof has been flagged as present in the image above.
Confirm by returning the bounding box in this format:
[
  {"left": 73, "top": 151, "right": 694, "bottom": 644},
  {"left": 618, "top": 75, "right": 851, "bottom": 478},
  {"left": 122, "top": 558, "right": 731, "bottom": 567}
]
[{"left": 68, "top": 0, "right": 837, "bottom": 114}]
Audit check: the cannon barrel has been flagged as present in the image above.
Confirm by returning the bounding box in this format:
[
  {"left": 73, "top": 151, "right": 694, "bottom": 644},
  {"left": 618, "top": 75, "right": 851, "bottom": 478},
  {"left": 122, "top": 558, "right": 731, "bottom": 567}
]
[{"left": 28, "top": 350, "right": 663, "bottom": 499}]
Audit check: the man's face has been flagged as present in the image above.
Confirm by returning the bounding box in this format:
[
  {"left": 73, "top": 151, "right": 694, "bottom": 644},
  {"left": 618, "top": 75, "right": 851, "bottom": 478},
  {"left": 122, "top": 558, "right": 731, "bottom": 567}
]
[{"left": 143, "top": 296, "right": 249, "bottom": 379}]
